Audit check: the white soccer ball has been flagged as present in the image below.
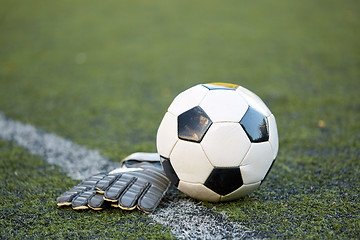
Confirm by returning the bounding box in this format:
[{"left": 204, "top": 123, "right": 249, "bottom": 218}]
[{"left": 156, "top": 83, "right": 279, "bottom": 202}]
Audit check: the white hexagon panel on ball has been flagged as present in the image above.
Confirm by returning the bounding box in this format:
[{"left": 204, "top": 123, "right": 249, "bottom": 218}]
[
  {"left": 178, "top": 181, "right": 221, "bottom": 202},
  {"left": 199, "top": 90, "right": 248, "bottom": 123},
  {"left": 201, "top": 122, "right": 251, "bottom": 167},
  {"left": 240, "top": 142, "right": 274, "bottom": 184},
  {"left": 268, "top": 114, "right": 279, "bottom": 159},
  {"left": 167, "top": 85, "right": 209, "bottom": 116},
  {"left": 170, "top": 140, "right": 214, "bottom": 184},
  {"left": 156, "top": 112, "right": 178, "bottom": 159},
  {"left": 236, "top": 85, "right": 271, "bottom": 117}
]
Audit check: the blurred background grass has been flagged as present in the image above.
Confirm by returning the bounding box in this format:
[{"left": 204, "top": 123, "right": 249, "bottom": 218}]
[{"left": 1, "top": 0, "right": 359, "bottom": 238}]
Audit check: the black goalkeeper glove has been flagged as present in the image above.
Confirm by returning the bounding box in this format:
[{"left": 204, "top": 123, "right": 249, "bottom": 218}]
[{"left": 56, "top": 153, "right": 170, "bottom": 213}]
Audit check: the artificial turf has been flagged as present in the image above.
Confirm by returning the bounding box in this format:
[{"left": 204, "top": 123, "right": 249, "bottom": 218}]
[
  {"left": 1, "top": 0, "right": 359, "bottom": 238},
  {"left": 0, "top": 140, "right": 173, "bottom": 239}
]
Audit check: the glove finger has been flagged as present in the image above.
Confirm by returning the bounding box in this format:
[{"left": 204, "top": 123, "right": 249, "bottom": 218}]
[
  {"left": 104, "top": 174, "right": 136, "bottom": 202},
  {"left": 117, "top": 170, "right": 170, "bottom": 212},
  {"left": 81, "top": 172, "right": 107, "bottom": 186},
  {"left": 138, "top": 184, "right": 168, "bottom": 213},
  {"left": 88, "top": 192, "right": 106, "bottom": 210},
  {"left": 57, "top": 173, "right": 106, "bottom": 207},
  {"left": 137, "top": 171, "right": 170, "bottom": 213},
  {"left": 117, "top": 179, "right": 149, "bottom": 210},
  {"left": 72, "top": 189, "right": 96, "bottom": 210},
  {"left": 95, "top": 173, "right": 121, "bottom": 194},
  {"left": 57, "top": 185, "right": 91, "bottom": 206}
]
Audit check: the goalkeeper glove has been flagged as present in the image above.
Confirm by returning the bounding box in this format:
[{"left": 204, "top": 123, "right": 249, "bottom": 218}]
[{"left": 56, "top": 153, "right": 170, "bottom": 213}]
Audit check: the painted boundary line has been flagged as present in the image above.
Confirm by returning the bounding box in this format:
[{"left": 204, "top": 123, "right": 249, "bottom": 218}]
[
  {"left": 0, "top": 113, "right": 121, "bottom": 180},
  {"left": 0, "top": 112, "right": 260, "bottom": 239}
]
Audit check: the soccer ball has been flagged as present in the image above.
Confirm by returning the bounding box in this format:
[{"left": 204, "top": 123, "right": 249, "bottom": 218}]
[{"left": 156, "top": 83, "right": 279, "bottom": 202}]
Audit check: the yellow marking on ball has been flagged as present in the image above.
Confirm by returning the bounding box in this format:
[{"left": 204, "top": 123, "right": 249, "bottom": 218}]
[{"left": 207, "top": 82, "right": 239, "bottom": 89}]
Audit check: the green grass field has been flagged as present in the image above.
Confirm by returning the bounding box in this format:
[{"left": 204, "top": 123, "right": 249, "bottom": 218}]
[{"left": 1, "top": 0, "right": 359, "bottom": 238}]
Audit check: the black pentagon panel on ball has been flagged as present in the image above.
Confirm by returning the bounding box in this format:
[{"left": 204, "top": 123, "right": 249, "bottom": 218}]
[
  {"left": 160, "top": 156, "right": 180, "bottom": 187},
  {"left": 204, "top": 167, "right": 243, "bottom": 196},
  {"left": 178, "top": 106, "right": 212, "bottom": 143},
  {"left": 240, "top": 107, "right": 269, "bottom": 143},
  {"left": 202, "top": 83, "right": 238, "bottom": 91}
]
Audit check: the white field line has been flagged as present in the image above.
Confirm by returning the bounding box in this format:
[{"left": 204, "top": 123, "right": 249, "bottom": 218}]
[{"left": 0, "top": 112, "right": 259, "bottom": 239}]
